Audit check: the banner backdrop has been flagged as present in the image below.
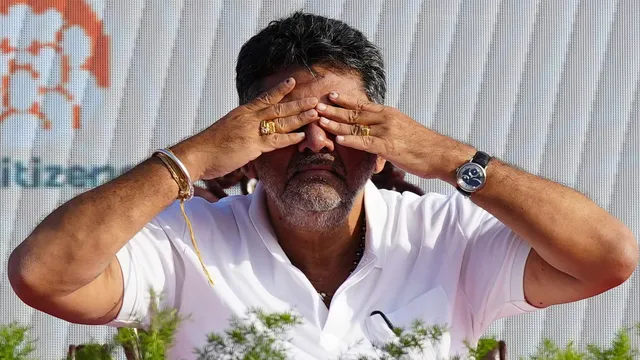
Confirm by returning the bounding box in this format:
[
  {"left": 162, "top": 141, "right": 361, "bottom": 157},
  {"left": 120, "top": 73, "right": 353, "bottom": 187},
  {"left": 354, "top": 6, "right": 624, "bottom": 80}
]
[{"left": 0, "top": 0, "right": 638, "bottom": 358}]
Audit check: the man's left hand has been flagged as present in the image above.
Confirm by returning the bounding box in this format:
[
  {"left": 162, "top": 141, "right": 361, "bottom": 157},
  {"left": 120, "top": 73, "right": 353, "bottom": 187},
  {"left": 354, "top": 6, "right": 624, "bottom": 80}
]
[{"left": 315, "top": 91, "right": 474, "bottom": 181}]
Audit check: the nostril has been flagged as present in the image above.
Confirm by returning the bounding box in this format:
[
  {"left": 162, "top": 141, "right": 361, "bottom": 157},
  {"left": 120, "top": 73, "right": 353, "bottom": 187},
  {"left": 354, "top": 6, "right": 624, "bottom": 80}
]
[{"left": 297, "top": 121, "right": 335, "bottom": 153}]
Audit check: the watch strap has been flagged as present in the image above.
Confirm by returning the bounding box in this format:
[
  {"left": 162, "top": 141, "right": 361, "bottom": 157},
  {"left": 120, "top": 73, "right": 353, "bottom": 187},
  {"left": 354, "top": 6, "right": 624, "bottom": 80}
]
[
  {"left": 472, "top": 151, "right": 492, "bottom": 168},
  {"left": 456, "top": 186, "right": 472, "bottom": 197}
]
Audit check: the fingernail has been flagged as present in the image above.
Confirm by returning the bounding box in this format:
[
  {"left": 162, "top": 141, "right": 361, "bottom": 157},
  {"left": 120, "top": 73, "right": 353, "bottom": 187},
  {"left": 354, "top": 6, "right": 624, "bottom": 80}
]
[
  {"left": 320, "top": 117, "right": 329, "bottom": 125},
  {"left": 329, "top": 92, "right": 338, "bottom": 99},
  {"left": 297, "top": 132, "right": 306, "bottom": 138},
  {"left": 336, "top": 136, "right": 345, "bottom": 142},
  {"left": 317, "top": 103, "right": 327, "bottom": 111},
  {"left": 305, "top": 109, "right": 316, "bottom": 117},
  {"left": 285, "top": 77, "right": 294, "bottom": 85}
]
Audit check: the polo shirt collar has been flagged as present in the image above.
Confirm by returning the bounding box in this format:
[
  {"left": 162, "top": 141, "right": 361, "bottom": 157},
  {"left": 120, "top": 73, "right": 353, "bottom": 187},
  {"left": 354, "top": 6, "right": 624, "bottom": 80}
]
[
  {"left": 247, "top": 180, "right": 388, "bottom": 268},
  {"left": 362, "top": 180, "right": 388, "bottom": 266}
]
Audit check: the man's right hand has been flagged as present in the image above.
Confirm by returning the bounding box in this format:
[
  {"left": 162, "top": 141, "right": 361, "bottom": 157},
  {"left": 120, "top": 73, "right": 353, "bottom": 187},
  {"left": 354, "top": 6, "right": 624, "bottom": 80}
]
[
  {"left": 7, "top": 76, "right": 318, "bottom": 325},
  {"left": 172, "top": 77, "right": 319, "bottom": 181}
]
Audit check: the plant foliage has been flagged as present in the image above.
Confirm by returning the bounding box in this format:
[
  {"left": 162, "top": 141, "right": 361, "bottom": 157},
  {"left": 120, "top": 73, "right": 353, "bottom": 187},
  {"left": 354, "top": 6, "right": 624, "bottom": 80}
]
[
  {"left": 2, "top": 298, "right": 639, "bottom": 360},
  {"left": 0, "top": 322, "right": 36, "bottom": 360},
  {"left": 194, "top": 308, "right": 302, "bottom": 360}
]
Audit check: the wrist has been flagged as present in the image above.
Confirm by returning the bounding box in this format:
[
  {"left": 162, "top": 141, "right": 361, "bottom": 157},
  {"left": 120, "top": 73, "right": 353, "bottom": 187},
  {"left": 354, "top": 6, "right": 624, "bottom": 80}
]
[
  {"left": 153, "top": 148, "right": 195, "bottom": 200},
  {"left": 147, "top": 156, "right": 183, "bottom": 199},
  {"left": 437, "top": 141, "right": 476, "bottom": 187},
  {"left": 169, "top": 138, "right": 208, "bottom": 182}
]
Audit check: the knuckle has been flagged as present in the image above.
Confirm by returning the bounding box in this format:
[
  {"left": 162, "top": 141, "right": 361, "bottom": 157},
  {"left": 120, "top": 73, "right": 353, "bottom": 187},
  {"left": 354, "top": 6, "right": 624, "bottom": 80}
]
[
  {"left": 366, "top": 136, "right": 374, "bottom": 146},
  {"left": 383, "top": 140, "right": 395, "bottom": 156},
  {"left": 348, "top": 110, "right": 361, "bottom": 123},
  {"left": 350, "top": 125, "right": 359, "bottom": 136},
  {"left": 275, "top": 116, "right": 287, "bottom": 130},
  {"left": 257, "top": 92, "right": 272, "bottom": 106},
  {"left": 357, "top": 99, "right": 370, "bottom": 110},
  {"left": 227, "top": 107, "right": 243, "bottom": 118},
  {"left": 295, "top": 99, "right": 306, "bottom": 111},
  {"left": 297, "top": 113, "right": 310, "bottom": 125},
  {"left": 272, "top": 103, "right": 283, "bottom": 117},
  {"left": 266, "top": 134, "right": 280, "bottom": 147},
  {"left": 237, "top": 114, "right": 250, "bottom": 124}
]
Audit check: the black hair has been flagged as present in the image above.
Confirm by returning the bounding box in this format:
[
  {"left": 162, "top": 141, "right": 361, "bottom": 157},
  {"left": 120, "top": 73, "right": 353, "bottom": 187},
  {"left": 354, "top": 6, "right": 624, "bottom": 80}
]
[{"left": 236, "top": 11, "right": 386, "bottom": 104}]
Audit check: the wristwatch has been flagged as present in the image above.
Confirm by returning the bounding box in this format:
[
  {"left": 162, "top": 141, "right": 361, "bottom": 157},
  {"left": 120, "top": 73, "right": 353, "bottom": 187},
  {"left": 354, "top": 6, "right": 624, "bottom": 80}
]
[{"left": 456, "top": 151, "right": 492, "bottom": 197}]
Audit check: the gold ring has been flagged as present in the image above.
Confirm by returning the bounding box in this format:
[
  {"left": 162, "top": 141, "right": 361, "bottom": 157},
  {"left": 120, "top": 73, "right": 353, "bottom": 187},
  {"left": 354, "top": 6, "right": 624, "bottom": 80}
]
[
  {"left": 260, "top": 120, "right": 276, "bottom": 136},
  {"left": 356, "top": 124, "right": 370, "bottom": 136}
]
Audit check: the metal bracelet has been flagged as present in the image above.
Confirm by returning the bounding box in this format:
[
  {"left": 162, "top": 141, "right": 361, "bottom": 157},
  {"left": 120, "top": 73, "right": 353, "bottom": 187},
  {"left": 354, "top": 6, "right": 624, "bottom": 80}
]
[{"left": 153, "top": 148, "right": 195, "bottom": 201}]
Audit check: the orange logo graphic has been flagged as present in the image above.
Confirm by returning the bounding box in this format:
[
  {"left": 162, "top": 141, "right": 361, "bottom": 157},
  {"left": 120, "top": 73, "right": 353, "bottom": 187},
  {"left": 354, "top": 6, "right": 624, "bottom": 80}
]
[{"left": 0, "top": 0, "right": 109, "bottom": 130}]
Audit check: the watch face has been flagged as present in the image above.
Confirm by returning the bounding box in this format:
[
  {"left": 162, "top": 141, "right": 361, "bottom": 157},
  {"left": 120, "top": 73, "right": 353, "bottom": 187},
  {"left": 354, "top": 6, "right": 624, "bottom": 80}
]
[{"left": 456, "top": 162, "right": 486, "bottom": 192}]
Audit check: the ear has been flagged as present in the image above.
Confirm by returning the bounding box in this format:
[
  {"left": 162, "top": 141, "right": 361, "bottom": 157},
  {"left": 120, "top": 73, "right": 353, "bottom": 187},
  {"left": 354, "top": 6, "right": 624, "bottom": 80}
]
[
  {"left": 242, "top": 163, "right": 257, "bottom": 179},
  {"left": 373, "top": 156, "right": 386, "bottom": 174}
]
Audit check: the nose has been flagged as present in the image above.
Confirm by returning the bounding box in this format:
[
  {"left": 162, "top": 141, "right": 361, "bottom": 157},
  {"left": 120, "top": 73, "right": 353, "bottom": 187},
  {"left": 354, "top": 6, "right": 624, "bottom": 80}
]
[{"left": 297, "top": 121, "right": 335, "bottom": 153}]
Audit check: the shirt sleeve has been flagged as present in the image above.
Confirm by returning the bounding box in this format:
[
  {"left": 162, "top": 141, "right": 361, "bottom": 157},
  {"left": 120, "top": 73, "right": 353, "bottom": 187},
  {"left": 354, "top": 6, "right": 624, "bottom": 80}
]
[
  {"left": 107, "top": 205, "right": 186, "bottom": 328},
  {"left": 455, "top": 194, "right": 539, "bottom": 338}
]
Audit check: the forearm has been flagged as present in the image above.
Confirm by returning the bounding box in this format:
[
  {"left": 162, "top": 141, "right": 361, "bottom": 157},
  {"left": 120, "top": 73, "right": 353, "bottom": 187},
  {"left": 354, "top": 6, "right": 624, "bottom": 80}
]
[
  {"left": 8, "top": 157, "right": 179, "bottom": 297},
  {"left": 440, "top": 151, "right": 638, "bottom": 283}
]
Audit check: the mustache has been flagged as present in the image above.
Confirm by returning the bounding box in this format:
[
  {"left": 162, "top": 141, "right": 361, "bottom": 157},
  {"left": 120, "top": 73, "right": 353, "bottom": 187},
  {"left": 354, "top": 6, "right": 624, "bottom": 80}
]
[{"left": 287, "top": 154, "right": 346, "bottom": 179}]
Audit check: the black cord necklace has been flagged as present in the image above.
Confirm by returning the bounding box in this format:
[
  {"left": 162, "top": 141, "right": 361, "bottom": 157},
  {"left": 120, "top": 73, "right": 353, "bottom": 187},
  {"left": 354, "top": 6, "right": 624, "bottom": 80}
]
[{"left": 318, "top": 220, "right": 366, "bottom": 303}]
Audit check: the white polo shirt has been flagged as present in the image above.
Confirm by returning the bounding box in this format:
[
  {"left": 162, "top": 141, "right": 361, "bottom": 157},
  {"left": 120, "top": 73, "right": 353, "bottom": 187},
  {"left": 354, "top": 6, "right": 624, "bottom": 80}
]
[{"left": 109, "top": 180, "right": 536, "bottom": 359}]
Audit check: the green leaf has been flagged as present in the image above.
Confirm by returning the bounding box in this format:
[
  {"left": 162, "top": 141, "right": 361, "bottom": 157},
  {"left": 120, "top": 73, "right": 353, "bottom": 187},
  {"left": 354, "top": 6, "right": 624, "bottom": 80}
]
[
  {"left": 111, "top": 289, "right": 187, "bottom": 360},
  {"left": 586, "top": 328, "right": 637, "bottom": 360},
  {"left": 526, "top": 339, "right": 586, "bottom": 360},
  {"left": 465, "top": 336, "right": 499, "bottom": 360},
  {"left": 194, "top": 309, "right": 301, "bottom": 360},
  {"left": 70, "top": 343, "right": 115, "bottom": 360},
  {"left": 0, "top": 322, "right": 37, "bottom": 360}
]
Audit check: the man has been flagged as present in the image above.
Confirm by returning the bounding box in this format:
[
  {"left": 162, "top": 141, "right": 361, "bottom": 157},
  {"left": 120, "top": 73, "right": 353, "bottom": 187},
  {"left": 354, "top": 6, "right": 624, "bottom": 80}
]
[{"left": 7, "top": 12, "right": 638, "bottom": 359}]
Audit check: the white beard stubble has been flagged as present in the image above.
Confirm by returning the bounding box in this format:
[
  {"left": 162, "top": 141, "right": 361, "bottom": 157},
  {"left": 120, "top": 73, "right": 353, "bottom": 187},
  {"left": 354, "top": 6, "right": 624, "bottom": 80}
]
[{"left": 256, "top": 158, "right": 376, "bottom": 232}]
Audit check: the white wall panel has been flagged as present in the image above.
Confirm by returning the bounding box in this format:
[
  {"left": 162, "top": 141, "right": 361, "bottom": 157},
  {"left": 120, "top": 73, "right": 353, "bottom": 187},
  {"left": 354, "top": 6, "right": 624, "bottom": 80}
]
[{"left": 1, "top": 1, "right": 638, "bottom": 358}]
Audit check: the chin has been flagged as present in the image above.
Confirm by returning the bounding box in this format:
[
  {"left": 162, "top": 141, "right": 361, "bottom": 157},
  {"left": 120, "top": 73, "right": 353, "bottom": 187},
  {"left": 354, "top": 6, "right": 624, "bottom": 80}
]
[
  {"left": 268, "top": 178, "right": 359, "bottom": 231},
  {"left": 279, "top": 193, "right": 351, "bottom": 231},
  {"left": 285, "top": 180, "right": 344, "bottom": 212}
]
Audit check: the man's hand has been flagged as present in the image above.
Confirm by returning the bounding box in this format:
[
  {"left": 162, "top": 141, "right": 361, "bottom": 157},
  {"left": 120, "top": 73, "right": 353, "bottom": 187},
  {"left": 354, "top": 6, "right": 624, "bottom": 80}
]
[
  {"left": 7, "top": 78, "right": 320, "bottom": 325},
  {"left": 172, "top": 77, "right": 320, "bottom": 181},
  {"left": 316, "top": 90, "right": 638, "bottom": 309},
  {"left": 315, "top": 91, "right": 474, "bottom": 181}
]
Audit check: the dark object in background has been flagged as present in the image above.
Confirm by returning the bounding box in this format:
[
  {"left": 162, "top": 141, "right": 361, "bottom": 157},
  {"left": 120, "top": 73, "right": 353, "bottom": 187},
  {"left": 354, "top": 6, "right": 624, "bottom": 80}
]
[
  {"left": 482, "top": 340, "right": 507, "bottom": 360},
  {"left": 67, "top": 342, "right": 139, "bottom": 360},
  {"left": 196, "top": 163, "right": 424, "bottom": 203},
  {"left": 66, "top": 344, "right": 114, "bottom": 359},
  {"left": 193, "top": 169, "right": 251, "bottom": 202},
  {"left": 371, "top": 162, "right": 425, "bottom": 195}
]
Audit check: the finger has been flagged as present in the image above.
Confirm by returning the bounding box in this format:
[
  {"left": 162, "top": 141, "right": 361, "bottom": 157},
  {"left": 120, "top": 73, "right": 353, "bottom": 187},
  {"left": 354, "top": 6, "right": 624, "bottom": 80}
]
[
  {"left": 262, "top": 132, "right": 306, "bottom": 150},
  {"left": 315, "top": 102, "right": 379, "bottom": 125},
  {"left": 256, "top": 97, "right": 319, "bottom": 121},
  {"left": 335, "top": 134, "right": 384, "bottom": 154},
  {"left": 327, "top": 91, "right": 385, "bottom": 113},
  {"left": 244, "top": 77, "right": 296, "bottom": 111},
  {"left": 273, "top": 109, "right": 319, "bottom": 133},
  {"left": 318, "top": 117, "right": 375, "bottom": 136}
]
